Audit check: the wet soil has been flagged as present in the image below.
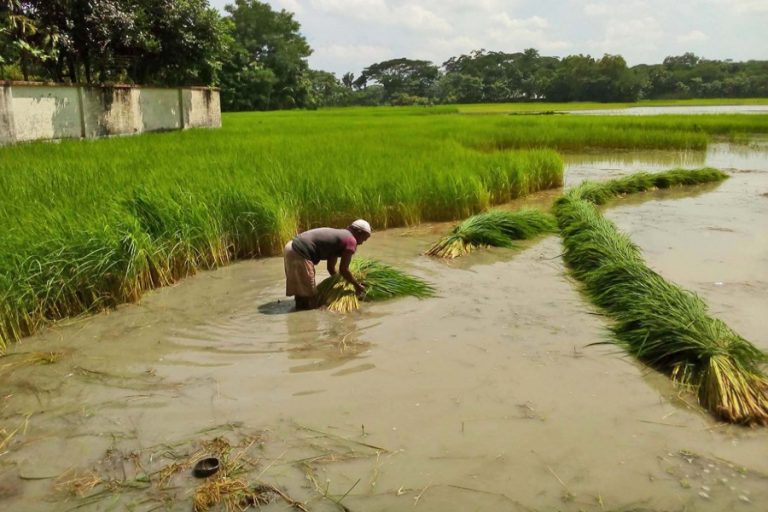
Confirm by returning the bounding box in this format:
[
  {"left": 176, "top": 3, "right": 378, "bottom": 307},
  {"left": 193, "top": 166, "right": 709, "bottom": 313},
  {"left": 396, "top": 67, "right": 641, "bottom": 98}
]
[{"left": 1, "top": 142, "right": 767, "bottom": 511}]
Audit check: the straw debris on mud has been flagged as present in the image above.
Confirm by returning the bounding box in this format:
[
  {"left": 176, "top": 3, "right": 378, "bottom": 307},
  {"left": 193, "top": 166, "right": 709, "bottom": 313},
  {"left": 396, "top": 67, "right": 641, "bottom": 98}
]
[
  {"left": 47, "top": 427, "right": 293, "bottom": 510},
  {"left": 43, "top": 422, "right": 393, "bottom": 511}
]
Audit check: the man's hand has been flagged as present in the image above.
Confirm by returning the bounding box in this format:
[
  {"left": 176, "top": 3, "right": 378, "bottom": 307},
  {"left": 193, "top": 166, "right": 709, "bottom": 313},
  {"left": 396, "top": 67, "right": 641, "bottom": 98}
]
[{"left": 355, "top": 282, "right": 367, "bottom": 299}]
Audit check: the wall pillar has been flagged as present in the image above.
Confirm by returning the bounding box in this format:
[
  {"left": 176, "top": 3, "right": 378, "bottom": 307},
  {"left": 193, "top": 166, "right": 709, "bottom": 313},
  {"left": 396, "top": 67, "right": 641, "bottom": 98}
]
[
  {"left": 0, "top": 83, "right": 16, "bottom": 145},
  {"left": 76, "top": 85, "right": 87, "bottom": 139},
  {"left": 178, "top": 88, "right": 186, "bottom": 129}
]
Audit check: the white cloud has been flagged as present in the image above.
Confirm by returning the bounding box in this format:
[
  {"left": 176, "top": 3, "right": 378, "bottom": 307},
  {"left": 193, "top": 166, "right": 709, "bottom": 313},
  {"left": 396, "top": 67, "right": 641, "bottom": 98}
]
[
  {"left": 311, "top": 0, "right": 388, "bottom": 21},
  {"left": 497, "top": 14, "right": 550, "bottom": 30},
  {"left": 421, "top": 35, "right": 484, "bottom": 61},
  {"left": 583, "top": 0, "right": 652, "bottom": 17},
  {"left": 206, "top": 0, "right": 768, "bottom": 74},
  {"left": 677, "top": 30, "right": 708, "bottom": 44},
  {"left": 487, "top": 14, "right": 570, "bottom": 53},
  {"left": 310, "top": 0, "right": 451, "bottom": 33},
  {"left": 723, "top": 0, "right": 768, "bottom": 13},
  {"left": 392, "top": 5, "right": 452, "bottom": 33},
  {"left": 589, "top": 16, "right": 663, "bottom": 56},
  {"left": 583, "top": 3, "right": 611, "bottom": 16},
  {"left": 272, "top": 0, "right": 304, "bottom": 13},
  {"left": 313, "top": 43, "right": 394, "bottom": 71}
]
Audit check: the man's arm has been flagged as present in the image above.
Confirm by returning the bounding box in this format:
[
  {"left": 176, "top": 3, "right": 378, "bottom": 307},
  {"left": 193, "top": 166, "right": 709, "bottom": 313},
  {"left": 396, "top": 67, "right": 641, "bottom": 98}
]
[
  {"left": 327, "top": 256, "right": 337, "bottom": 276},
  {"left": 339, "top": 251, "right": 365, "bottom": 294}
]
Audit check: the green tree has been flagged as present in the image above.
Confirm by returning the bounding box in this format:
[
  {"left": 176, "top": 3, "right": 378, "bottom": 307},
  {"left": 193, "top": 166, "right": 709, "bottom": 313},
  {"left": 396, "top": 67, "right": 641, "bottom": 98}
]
[
  {"left": 544, "top": 54, "right": 595, "bottom": 101},
  {"left": 341, "top": 71, "right": 354, "bottom": 88},
  {"left": 436, "top": 72, "right": 483, "bottom": 103},
  {"left": 1, "top": 0, "right": 227, "bottom": 85},
  {"left": 130, "top": 0, "right": 229, "bottom": 85},
  {"left": 220, "top": 0, "right": 312, "bottom": 110},
  {"left": 305, "top": 69, "right": 350, "bottom": 108},
  {"left": 0, "top": 0, "right": 59, "bottom": 80},
  {"left": 357, "top": 58, "right": 439, "bottom": 102},
  {"left": 591, "top": 54, "right": 641, "bottom": 101}
]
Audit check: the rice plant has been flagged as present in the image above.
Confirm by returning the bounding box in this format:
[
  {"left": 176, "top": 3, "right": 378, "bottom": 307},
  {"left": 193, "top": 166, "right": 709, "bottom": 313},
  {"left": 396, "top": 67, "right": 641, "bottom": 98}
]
[
  {"left": 316, "top": 259, "right": 436, "bottom": 313},
  {"left": 0, "top": 109, "right": 571, "bottom": 350},
  {"left": 426, "top": 208, "right": 558, "bottom": 258},
  {"left": 568, "top": 167, "right": 729, "bottom": 205},
  {"left": 1, "top": 108, "right": 765, "bottom": 349},
  {"left": 554, "top": 175, "right": 768, "bottom": 425}
]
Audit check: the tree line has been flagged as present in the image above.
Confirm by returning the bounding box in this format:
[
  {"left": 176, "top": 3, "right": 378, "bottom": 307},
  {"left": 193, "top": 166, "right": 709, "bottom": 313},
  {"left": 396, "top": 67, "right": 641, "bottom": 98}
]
[{"left": 2, "top": 0, "right": 766, "bottom": 111}]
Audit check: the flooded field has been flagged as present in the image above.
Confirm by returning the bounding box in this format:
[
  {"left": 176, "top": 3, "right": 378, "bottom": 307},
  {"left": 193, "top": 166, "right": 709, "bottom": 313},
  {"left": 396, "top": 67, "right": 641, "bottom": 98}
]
[
  {"left": 569, "top": 105, "right": 768, "bottom": 115},
  {"left": 1, "top": 141, "right": 767, "bottom": 511}
]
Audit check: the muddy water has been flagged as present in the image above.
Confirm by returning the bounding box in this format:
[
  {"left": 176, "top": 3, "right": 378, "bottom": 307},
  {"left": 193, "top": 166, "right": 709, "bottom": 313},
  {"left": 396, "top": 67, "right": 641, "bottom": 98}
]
[{"left": 1, "top": 143, "right": 767, "bottom": 511}]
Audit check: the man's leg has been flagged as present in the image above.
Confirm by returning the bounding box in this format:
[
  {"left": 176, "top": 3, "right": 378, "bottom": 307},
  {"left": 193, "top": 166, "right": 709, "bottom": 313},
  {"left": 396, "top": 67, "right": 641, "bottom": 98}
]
[{"left": 294, "top": 296, "right": 315, "bottom": 310}]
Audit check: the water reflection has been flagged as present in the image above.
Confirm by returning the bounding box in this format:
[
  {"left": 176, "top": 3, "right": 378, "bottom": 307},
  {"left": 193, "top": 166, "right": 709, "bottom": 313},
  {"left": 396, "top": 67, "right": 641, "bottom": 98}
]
[
  {"left": 569, "top": 105, "right": 768, "bottom": 116},
  {"left": 257, "top": 299, "right": 294, "bottom": 315},
  {"left": 564, "top": 140, "right": 768, "bottom": 186},
  {"left": 285, "top": 312, "right": 374, "bottom": 374}
]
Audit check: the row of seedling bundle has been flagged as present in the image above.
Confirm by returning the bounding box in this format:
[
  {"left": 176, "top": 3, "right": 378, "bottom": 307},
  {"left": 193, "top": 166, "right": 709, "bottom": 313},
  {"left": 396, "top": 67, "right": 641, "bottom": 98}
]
[
  {"left": 553, "top": 169, "right": 767, "bottom": 425},
  {"left": 424, "top": 168, "right": 767, "bottom": 425}
]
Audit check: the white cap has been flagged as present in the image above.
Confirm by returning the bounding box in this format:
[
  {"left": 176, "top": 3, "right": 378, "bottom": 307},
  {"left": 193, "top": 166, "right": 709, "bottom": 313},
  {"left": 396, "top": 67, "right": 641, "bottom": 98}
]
[{"left": 350, "top": 219, "right": 372, "bottom": 234}]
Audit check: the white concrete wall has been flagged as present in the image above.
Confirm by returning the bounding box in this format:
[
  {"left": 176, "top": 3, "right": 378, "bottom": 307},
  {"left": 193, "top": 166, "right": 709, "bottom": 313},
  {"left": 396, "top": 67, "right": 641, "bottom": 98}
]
[
  {"left": 138, "top": 88, "right": 182, "bottom": 132},
  {"left": 10, "top": 85, "right": 82, "bottom": 142},
  {"left": 184, "top": 88, "right": 222, "bottom": 128},
  {"left": 0, "top": 82, "right": 220, "bottom": 145},
  {"left": 82, "top": 87, "right": 142, "bottom": 137}
]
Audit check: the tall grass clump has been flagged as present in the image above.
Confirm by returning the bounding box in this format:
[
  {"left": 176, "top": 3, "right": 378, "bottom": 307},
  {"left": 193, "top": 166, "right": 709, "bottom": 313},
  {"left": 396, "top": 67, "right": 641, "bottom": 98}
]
[
  {"left": 554, "top": 171, "right": 768, "bottom": 425},
  {"left": 458, "top": 114, "right": 768, "bottom": 151},
  {"left": 316, "top": 259, "right": 435, "bottom": 313},
  {"left": 426, "top": 209, "right": 557, "bottom": 259}
]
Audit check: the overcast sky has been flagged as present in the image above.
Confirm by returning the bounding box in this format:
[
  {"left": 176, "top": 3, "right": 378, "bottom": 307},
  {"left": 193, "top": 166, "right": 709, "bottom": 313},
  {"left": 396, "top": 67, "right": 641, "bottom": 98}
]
[{"left": 210, "top": 0, "right": 768, "bottom": 77}]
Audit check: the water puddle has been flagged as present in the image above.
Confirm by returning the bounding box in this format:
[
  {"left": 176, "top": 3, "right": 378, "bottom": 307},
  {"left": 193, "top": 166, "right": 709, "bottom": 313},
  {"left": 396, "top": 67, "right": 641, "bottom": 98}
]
[
  {"left": 1, "top": 143, "right": 767, "bottom": 511},
  {"left": 568, "top": 105, "right": 768, "bottom": 115}
]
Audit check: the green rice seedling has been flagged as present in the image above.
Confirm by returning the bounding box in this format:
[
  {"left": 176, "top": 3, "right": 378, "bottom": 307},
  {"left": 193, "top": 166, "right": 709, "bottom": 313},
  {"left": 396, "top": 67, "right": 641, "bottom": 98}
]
[
  {"left": 456, "top": 98, "right": 768, "bottom": 114},
  {"left": 316, "top": 259, "right": 435, "bottom": 313},
  {"left": 426, "top": 209, "right": 557, "bottom": 258},
  {"left": 554, "top": 190, "right": 768, "bottom": 425},
  {"left": 0, "top": 109, "right": 764, "bottom": 349},
  {"left": 568, "top": 168, "right": 729, "bottom": 206}
]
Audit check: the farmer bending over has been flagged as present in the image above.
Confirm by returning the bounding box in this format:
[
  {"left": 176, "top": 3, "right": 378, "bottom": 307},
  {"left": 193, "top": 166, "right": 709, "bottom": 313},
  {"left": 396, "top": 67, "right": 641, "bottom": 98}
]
[{"left": 283, "top": 219, "right": 372, "bottom": 310}]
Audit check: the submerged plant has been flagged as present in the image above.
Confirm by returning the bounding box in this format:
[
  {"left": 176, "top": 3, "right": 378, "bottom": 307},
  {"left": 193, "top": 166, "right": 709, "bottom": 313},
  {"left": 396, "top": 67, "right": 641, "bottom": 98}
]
[
  {"left": 316, "top": 259, "right": 435, "bottom": 313},
  {"left": 426, "top": 208, "right": 557, "bottom": 258},
  {"left": 554, "top": 172, "right": 768, "bottom": 425}
]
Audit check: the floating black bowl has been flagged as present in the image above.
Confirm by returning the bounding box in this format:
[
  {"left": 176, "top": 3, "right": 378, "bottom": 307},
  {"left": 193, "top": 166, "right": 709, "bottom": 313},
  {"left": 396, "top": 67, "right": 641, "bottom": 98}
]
[{"left": 192, "top": 457, "right": 220, "bottom": 478}]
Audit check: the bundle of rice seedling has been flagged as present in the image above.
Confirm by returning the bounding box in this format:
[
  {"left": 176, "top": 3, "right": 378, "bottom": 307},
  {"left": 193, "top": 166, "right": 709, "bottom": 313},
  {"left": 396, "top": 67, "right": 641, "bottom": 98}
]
[
  {"left": 426, "top": 209, "right": 557, "bottom": 258},
  {"left": 316, "top": 259, "right": 435, "bottom": 313},
  {"left": 554, "top": 188, "right": 768, "bottom": 425},
  {"left": 569, "top": 167, "right": 728, "bottom": 205}
]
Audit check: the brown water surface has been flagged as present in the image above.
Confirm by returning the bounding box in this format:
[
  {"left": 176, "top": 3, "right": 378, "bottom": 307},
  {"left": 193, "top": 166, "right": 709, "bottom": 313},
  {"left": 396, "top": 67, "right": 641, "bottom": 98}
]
[{"left": 1, "top": 142, "right": 767, "bottom": 511}]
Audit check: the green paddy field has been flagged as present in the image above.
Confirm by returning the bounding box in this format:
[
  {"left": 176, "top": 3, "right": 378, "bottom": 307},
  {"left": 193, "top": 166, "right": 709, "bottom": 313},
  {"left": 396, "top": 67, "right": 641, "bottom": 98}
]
[{"left": 1, "top": 107, "right": 767, "bottom": 349}]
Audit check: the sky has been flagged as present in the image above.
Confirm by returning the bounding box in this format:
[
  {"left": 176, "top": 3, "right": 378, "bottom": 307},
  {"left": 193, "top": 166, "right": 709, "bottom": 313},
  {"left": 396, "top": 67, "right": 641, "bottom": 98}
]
[{"left": 210, "top": 0, "right": 768, "bottom": 77}]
